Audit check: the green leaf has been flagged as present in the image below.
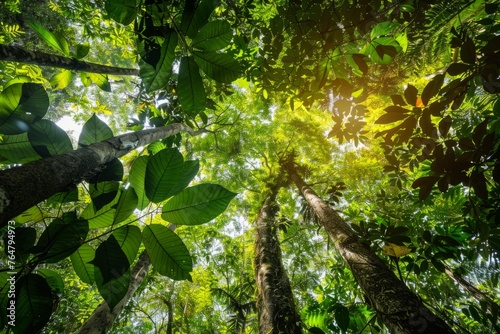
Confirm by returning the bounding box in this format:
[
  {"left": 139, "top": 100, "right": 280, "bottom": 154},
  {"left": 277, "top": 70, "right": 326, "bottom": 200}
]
[
  {"left": 315, "top": 57, "right": 332, "bottom": 90},
  {"left": 180, "top": 0, "right": 217, "bottom": 39},
  {"left": 421, "top": 74, "right": 445, "bottom": 106},
  {"left": 89, "top": 181, "right": 119, "bottom": 212},
  {"left": 143, "top": 224, "right": 193, "bottom": 280},
  {"left": 113, "top": 187, "right": 138, "bottom": 225},
  {"left": 37, "top": 269, "right": 64, "bottom": 295},
  {"left": 105, "top": 0, "right": 137, "bottom": 25},
  {"left": 0, "top": 83, "right": 49, "bottom": 135},
  {"left": 79, "top": 114, "right": 114, "bottom": 147},
  {"left": 28, "top": 119, "right": 73, "bottom": 157},
  {"left": 161, "top": 183, "right": 237, "bottom": 225},
  {"left": 370, "top": 21, "right": 399, "bottom": 39},
  {"left": 88, "top": 158, "right": 124, "bottom": 184},
  {"left": 335, "top": 305, "right": 350, "bottom": 332},
  {"left": 178, "top": 57, "right": 206, "bottom": 116},
  {"left": 129, "top": 156, "right": 151, "bottom": 210},
  {"left": 145, "top": 148, "right": 185, "bottom": 203},
  {"left": 140, "top": 30, "right": 178, "bottom": 92},
  {"left": 70, "top": 244, "right": 95, "bottom": 284},
  {"left": 193, "top": 51, "right": 241, "bottom": 83},
  {"left": 28, "top": 22, "right": 69, "bottom": 56},
  {"left": 0, "top": 133, "right": 40, "bottom": 164},
  {"left": 50, "top": 70, "right": 73, "bottom": 90},
  {"left": 362, "top": 37, "right": 401, "bottom": 65},
  {"left": 35, "top": 212, "right": 89, "bottom": 263},
  {"left": 112, "top": 225, "right": 141, "bottom": 265},
  {"left": 92, "top": 235, "right": 130, "bottom": 285},
  {"left": 76, "top": 43, "right": 90, "bottom": 59},
  {"left": 81, "top": 191, "right": 120, "bottom": 228},
  {"left": 14, "top": 274, "right": 53, "bottom": 333},
  {"left": 192, "top": 20, "right": 232, "bottom": 51},
  {"left": 97, "top": 270, "right": 130, "bottom": 311}
]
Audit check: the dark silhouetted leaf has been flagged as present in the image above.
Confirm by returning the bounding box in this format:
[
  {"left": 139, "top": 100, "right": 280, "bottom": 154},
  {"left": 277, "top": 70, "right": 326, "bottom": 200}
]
[
  {"left": 421, "top": 74, "right": 445, "bottom": 106},
  {"left": 404, "top": 84, "right": 418, "bottom": 106}
]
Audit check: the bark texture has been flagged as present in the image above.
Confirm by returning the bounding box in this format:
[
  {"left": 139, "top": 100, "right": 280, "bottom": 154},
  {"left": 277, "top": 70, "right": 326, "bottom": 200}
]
[
  {"left": 0, "top": 123, "right": 202, "bottom": 225},
  {"left": 75, "top": 250, "right": 151, "bottom": 334},
  {"left": 445, "top": 266, "right": 500, "bottom": 320},
  {"left": 254, "top": 185, "right": 303, "bottom": 334},
  {"left": 0, "top": 44, "right": 138, "bottom": 75},
  {"left": 284, "top": 162, "right": 455, "bottom": 334}
]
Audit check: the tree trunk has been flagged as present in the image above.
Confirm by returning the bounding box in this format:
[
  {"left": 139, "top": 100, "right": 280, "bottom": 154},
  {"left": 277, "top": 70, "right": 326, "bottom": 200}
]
[
  {"left": 445, "top": 266, "right": 500, "bottom": 320},
  {"left": 0, "top": 123, "right": 203, "bottom": 225},
  {"left": 254, "top": 184, "right": 303, "bottom": 334},
  {"left": 0, "top": 44, "right": 138, "bottom": 75},
  {"left": 75, "top": 250, "right": 151, "bottom": 334},
  {"left": 283, "top": 161, "right": 455, "bottom": 334}
]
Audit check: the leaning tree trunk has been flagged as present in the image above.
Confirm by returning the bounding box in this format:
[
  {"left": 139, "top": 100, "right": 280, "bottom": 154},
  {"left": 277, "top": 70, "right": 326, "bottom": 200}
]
[
  {"left": 254, "top": 184, "right": 303, "bottom": 334},
  {"left": 0, "top": 44, "right": 138, "bottom": 75},
  {"left": 75, "top": 250, "right": 151, "bottom": 334},
  {"left": 283, "top": 161, "right": 455, "bottom": 334},
  {"left": 445, "top": 266, "right": 500, "bottom": 320},
  {"left": 0, "top": 123, "right": 203, "bottom": 225}
]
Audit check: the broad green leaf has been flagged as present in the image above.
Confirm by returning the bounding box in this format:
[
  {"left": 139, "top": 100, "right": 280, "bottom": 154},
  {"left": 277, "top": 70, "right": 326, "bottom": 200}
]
[
  {"left": 161, "top": 183, "right": 237, "bottom": 225},
  {"left": 70, "top": 244, "right": 95, "bottom": 284},
  {"left": 0, "top": 83, "right": 49, "bottom": 135},
  {"left": 140, "top": 30, "right": 178, "bottom": 92},
  {"left": 92, "top": 235, "right": 130, "bottom": 284},
  {"left": 113, "top": 187, "right": 138, "bottom": 224},
  {"left": 78, "top": 114, "right": 113, "bottom": 147},
  {"left": 395, "top": 31, "right": 408, "bottom": 52},
  {"left": 80, "top": 73, "right": 111, "bottom": 91},
  {"left": 105, "top": 0, "right": 137, "bottom": 25},
  {"left": 92, "top": 235, "right": 130, "bottom": 310},
  {"left": 47, "top": 187, "right": 79, "bottom": 206},
  {"left": 28, "top": 22, "right": 70, "bottom": 56},
  {"left": 50, "top": 70, "right": 73, "bottom": 90},
  {"left": 193, "top": 51, "right": 241, "bottom": 83},
  {"left": 370, "top": 21, "right": 399, "bottom": 39},
  {"left": 37, "top": 269, "right": 64, "bottom": 295},
  {"left": 147, "top": 141, "right": 166, "bottom": 155},
  {"left": 97, "top": 270, "right": 130, "bottom": 311},
  {"left": 112, "top": 225, "right": 141, "bottom": 265},
  {"left": 180, "top": 0, "right": 217, "bottom": 38},
  {"left": 13, "top": 205, "right": 43, "bottom": 224},
  {"left": 81, "top": 191, "right": 120, "bottom": 228},
  {"left": 76, "top": 42, "right": 90, "bottom": 59},
  {"left": 178, "top": 57, "right": 206, "bottom": 116},
  {"left": 89, "top": 181, "right": 119, "bottom": 212},
  {"left": 129, "top": 156, "right": 151, "bottom": 210},
  {"left": 335, "top": 305, "right": 350, "bottom": 332},
  {"left": 145, "top": 148, "right": 185, "bottom": 203},
  {"left": 192, "top": 20, "right": 232, "bottom": 51},
  {"left": 88, "top": 158, "right": 124, "bottom": 184},
  {"left": 0, "top": 133, "right": 40, "bottom": 163},
  {"left": 362, "top": 37, "right": 401, "bottom": 65},
  {"left": 35, "top": 212, "right": 89, "bottom": 263},
  {"left": 14, "top": 274, "right": 53, "bottom": 334},
  {"left": 28, "top": 119, "right": 73, "bottom": 157},
  {"left": 143, "top": 224, "right": 193, "bottom": 280}
]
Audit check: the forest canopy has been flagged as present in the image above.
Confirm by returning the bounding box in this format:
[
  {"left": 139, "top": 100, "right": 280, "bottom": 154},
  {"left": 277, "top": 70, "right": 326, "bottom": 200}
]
[{"left": 0, "top": 0, "right": 499, "bottom": 333}]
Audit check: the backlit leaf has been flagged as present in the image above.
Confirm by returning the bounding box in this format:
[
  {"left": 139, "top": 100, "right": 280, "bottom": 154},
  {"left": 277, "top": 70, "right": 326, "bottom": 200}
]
[
  {"left": 178, "top": 57, "right": 206, "bottom": 116},
  {"left": 193, "top": 51, "right": 241, "bottom": 83}
]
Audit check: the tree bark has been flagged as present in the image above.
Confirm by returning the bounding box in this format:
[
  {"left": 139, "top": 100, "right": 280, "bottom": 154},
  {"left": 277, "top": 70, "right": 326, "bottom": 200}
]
[
  {"left": 254, "top": 185, "right": 302, "bottom": 334},
  {"left": 0, "top": 44, "right": 139, "bottom": 75},
  {"left": 75, "top": 250, "right": 151, "bottom": 334},
  {"left": 283, "top": 161, "right": 455, "bottom": 334},
  {"left": 0, "top": 123, "right": 203, "bottom": 225},
  {"left": 444, "top": 266, "right": 500, "bottom": 320}
]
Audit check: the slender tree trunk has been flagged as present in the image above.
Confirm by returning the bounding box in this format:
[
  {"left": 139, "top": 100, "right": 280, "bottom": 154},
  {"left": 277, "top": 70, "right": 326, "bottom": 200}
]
[
  {"left": 75, "top": 250, "right": 151, "bottom": 334},
  {"left": 164, "top": 298, "right": 173, "bottom": 334},
  {"left": 254, "top": 184, "right": 302, "bottom": 334},
  {"left": 444, "top": 266, "right": 500, "bottom": 320},
  {"left": 0, "top": 123, "right": 203, "bottom": 225},
  {"left": 283, "top": 161, "right": 455, "bottom": 334},
  {"left": 0, "top": 44, "right": 138, "bottom": 75}
]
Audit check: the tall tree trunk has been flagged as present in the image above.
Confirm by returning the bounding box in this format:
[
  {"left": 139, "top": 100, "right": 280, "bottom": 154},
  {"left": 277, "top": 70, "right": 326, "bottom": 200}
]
[
  {"left": 254, "top": 184, "right": 303, "bottom": 334},
  {"left": 0, "top": 123, "right": 203, "bottom": 225},
  {"left": 283, "top": 161, "right": 455, "bottom": 334},
  {"left": 445, "top": 266, "right": 500, "bottom": 320},
  {"left": 0, "top": 44, "right": 138, "bottom": 75},
  {"left": 75, "top": 250, "right": 151, "bottom": 334}
]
